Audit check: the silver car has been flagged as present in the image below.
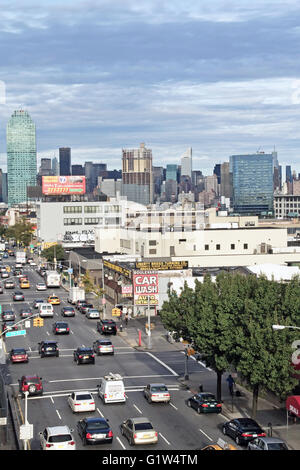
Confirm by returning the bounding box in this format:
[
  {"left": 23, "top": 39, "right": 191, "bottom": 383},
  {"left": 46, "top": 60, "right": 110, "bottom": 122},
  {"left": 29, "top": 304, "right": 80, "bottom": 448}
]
[
  {"left": 247, "top": 436, "right": 288, "bottom": 451},
  {"left": 120, "top": 417, "right": 158, "bottom": 446},
  {"left": 144, "top": 383, "right": 171, "bottom": 403},
  {"left": 86, "top": 308, "right": 101, "bottom": 319},
  {"left": 39, "top": 425, "right": 76, "bottom": 450}
]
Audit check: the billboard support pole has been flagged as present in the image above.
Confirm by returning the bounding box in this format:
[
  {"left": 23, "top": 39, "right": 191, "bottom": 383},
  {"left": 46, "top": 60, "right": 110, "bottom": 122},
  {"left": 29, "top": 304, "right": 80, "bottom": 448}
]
[{"left": 147, "top": 295, "right": 152, "bottom": 350}]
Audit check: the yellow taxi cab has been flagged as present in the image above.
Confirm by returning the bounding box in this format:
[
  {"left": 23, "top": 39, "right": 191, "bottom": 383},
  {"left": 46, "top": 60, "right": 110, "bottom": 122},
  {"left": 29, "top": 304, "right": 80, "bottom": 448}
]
[
  {"left": 201, "top": 439, "right": 237, "bottom": 451},
  {"left": 47, "top": 295, "right": 61, "bottom": 305},
  {"left": 20, "top": 280, "right": 30, "bottom": 289}
]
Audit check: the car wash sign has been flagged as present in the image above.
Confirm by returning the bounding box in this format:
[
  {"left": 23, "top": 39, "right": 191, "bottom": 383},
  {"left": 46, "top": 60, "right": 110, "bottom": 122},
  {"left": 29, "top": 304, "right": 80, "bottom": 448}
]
[{"left": 133, "top": 273, "right": 159, "bottom": 306}]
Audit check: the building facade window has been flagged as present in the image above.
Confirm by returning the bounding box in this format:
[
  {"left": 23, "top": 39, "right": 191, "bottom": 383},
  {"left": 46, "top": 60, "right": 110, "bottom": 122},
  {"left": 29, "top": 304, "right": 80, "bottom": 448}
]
[
  {"left": 63, "top": 206, "right": 82, "bottom": 213},
  {"left": 84, "top": 206, "right": 102, "bottom": 213},
  {"left": 84, "top": 217, "right": 102, "bottom": 225},
  {"left": 205, "top": 244, "right": 209, "bottom": 251},
  {"left": 216, "top": 244, "right": 220, "bottom": 250},
  {"left": 63, "top": 218, "right": 82, "bottom": 225},
  {"left": 231, "top": 244, "right": 235, "bottom": 250}
]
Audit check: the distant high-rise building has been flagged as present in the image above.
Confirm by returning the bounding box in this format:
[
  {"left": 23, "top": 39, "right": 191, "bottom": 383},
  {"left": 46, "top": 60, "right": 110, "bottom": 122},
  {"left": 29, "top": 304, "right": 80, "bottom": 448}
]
[
  {"left": 152, "top": 166, "right": 164, "bottom": 199},
  {"left": 213, "top": 164, "right": 221, "bottom": 184},
  {"left": 39, "top": 158, "right": 52, "bottom": 176},
  {"left": 2, "top": 173, "right": 7, "bottom": 203},
  {"left": 122, "top": 143, "right": 153, "bottom": 205},
  {"left": 72, "top": 164, "right": 85, "bottom": 176},
  {"left": 286, "top": 165, "right": 292, "bottom": 183},
  {"left": 180, "top": 148, "right": 192, "bottom": 178},
  {"left": 230, "top": 153, "right": 273, "bottom": 215},
  {"left": 166, "top": 164, "right": 178, "bottom": 182},
  {"left": 59, "top": 147, "right": 71, "bottom": 176},
  {"left": 52, "top": 157, "right": 59, "bottom": 176},
  {"left": 220, "top": 162, "right": 233, "bottom": 199},
  {"left": 84, "top": 161, "right": 94, "bottom": 193},
  {"left": 7, "top": 109, "right": 37, "bottom": 206}
]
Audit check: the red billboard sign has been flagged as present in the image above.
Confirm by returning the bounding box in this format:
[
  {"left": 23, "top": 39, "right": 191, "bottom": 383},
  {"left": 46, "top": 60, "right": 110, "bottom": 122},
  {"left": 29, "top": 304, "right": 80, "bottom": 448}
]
[
  {"left": 133, "top": 273, "right": 159, "bottom": 305},
  {"left": 42, "top": 176, "right": 86, "bottom": 195}
]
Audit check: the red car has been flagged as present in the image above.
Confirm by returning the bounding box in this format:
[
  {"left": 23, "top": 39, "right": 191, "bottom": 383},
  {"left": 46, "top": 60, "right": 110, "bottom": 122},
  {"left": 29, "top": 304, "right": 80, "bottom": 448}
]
[
  {"left": 2, "top": 321, "right": 18, "bottom": 334},
  {"left": 19, "top": 375, "right": 43, "bottom": 397},
  {"left": 10, "top": 348, "right": 29, "bottom": 363}
]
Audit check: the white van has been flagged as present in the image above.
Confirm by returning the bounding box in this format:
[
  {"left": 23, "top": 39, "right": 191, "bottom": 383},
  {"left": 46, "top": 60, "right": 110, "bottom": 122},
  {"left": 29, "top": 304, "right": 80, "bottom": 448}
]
[
  {"left": 97, "top": 373, "right": 126, "bottom": 404},
  {"left": 39, "top": 303, "right": 54, "bottom": 317}
]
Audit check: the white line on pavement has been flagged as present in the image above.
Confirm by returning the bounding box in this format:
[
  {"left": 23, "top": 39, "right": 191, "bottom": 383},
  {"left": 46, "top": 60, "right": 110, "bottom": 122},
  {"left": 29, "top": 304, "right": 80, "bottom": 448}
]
[
  {"left": 116, "top": 436, "right": 126, "bottom": 450},
  {"left": 133, "top": 404, "right": 142, "bottom": 414},
  {"left": 146, "top": 352, "right": 179, "bottom": 376},
  {"left": 159, "top": 432, "right": 171, "bottom": 445},
  {"left": 56, "top": 410, "right": 62, "bottom": 420},
  {"left": 169, "top": 402, "right": 178, "bottom": 410},
  {"left": 198, "top": 428, "right": 213, "bottom": 441},
  {"left": 97, "top": 407, "right": 104, "bottom": 418}
]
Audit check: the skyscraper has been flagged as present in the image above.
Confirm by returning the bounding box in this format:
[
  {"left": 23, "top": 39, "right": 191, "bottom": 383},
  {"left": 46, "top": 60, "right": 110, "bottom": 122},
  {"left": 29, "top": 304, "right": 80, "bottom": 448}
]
[
  {"left": 122, "top": 143, "right": 153, "bottom": 205},
  {"left": 180, "top": 148, "right": 192, "bottom": 178},
  {"left": 230, "top": 153, "right": 273, "bottom": 215},
  {"left": 59, "top": 147, "right": 71, "bottom": 176},
  {"left": 7, "top": 109, "right": 37, "bottom": 206}
]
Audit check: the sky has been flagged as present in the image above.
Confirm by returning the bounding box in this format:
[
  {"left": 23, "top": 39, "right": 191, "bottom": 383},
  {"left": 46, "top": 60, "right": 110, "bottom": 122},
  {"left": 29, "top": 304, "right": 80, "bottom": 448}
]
[{"left": 1, "top": 0, "right": 300, "bottom": 174}]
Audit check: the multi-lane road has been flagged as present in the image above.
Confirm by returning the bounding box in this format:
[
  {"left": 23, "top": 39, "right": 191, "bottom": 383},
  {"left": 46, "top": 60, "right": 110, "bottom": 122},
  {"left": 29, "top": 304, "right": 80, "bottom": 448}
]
[{"left": 1, "top": 259, "right": 232, "bottom": 451}]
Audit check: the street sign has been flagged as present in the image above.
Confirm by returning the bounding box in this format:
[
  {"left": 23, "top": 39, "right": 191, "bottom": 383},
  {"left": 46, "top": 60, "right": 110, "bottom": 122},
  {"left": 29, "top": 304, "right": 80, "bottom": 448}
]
[
  {"left": 5, "top": 330, "right": 26, "bottom": 338},
  {"left": 68, "top": 268, "right": 73, "bottom": 274},
  {"left": 25, "top": 320, "right": 31, "bottom": 328},
  {"left": 19, "top": 423, "right": 33, "bottom": 440}
]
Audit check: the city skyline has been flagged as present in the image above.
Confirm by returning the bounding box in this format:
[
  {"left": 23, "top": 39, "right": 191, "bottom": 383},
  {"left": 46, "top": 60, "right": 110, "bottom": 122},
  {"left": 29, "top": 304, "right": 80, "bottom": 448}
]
[{"left": 0, "top": 2, "right": 300, "bottom": 172}]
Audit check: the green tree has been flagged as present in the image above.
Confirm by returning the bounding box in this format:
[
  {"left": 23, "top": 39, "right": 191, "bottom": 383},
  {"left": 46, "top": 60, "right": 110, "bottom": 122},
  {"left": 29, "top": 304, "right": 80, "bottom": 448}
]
[
  {"left": 41, "top": 244, "right": 65, "bottom": 264},
  {"left": 81, "top": 270, "right": 104, "bottom": 311},
  {"left": 5, "top": 217, "right": 34, "bottom": 247}
]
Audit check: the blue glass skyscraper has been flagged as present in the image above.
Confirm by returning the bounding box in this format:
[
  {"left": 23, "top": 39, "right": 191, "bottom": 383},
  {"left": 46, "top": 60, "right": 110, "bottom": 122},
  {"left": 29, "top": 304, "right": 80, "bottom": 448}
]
[
  {"left": 230, "top": 153, "right": 274, "bottom": 215},
  {"left": 7, "top": 110, "right": 37, "bottom": 206}
]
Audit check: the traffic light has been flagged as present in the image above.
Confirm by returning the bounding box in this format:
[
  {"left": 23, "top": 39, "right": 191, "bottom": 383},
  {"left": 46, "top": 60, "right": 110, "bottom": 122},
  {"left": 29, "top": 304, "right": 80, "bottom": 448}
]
[{"left": 33, "top": 317, "right": 44, "bottom": 327}]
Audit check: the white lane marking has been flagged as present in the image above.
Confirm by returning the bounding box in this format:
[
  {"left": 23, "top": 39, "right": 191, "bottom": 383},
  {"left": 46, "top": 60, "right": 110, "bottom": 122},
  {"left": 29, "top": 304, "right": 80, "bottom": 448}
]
[
  {"left": 50, "top": 397, "right": 54, "bottom": 404},
  {"left": 133, "top": 404, "right": 142, "bottom": 414},
  {"left": 97, "top": 407, "right": 104, "bottom": 418},
  {"left": 116, "top": 437, "right": 126, "bottom": 450},
  {"left": 46, "top": 374, "right": 176, "bottom": 383},
  {"left": 159, "top": 432, "right": 171, "bottom": 445},
  {"left": 180, "top": 351, "right": 212, "bottom": 371},
  {"left": 169, "top": 402, "right": 178, "bottom": 410},
  {"left": 199, "top": 428, "right": 213, "bottom": 441},
  {"left": 56, "top": 410, "right": 62, "bottom": 420},
  {"left": 146, "top": 352, "right": 179, "bottom": 376}
]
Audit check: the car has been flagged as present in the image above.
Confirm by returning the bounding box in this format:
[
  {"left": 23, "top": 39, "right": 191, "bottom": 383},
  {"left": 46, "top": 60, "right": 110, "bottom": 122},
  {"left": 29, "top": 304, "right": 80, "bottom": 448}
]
[
  {"left": 2, "top": 310, "right": 15, "bottom": 321},
  {"left": 10, "top": 348, "right": 29, "bottom": 363},
  {"left": 3, "top": 253, "right": 8, "bottom": 259},
  {"left": 61, "top": 306, "right": 75, "bottom": 317},
  {"left": 19, "top": 375, "right": 43, "bottom": 397},
  {"left": 222, "top": 418, "right": 266, "bottom": 446},
  {"left": 144, "top": 384, "right": 171, "bottom": 404},
  {"left": 79, "top": 303, "right": 93, "bottom": 314},
  {"left": 33, "top": 299, "right": 45, "bottom": 309},
  {"left": 201, "top": 438, "right": 237, "bottom": 451},
  {"left": 29, "top": 261, "right": 37, "bottom": 266},
  {"left": 47, "top": 295, "right": 61, "bottom": 305},
  {"left": 68, "top": 391, "right": 96, "bottom": 413},
  {"left": 86, "top": 308, "right": 101, "bottom": 319},
  {"left": 19, "top": 308, "right": 33, "bottom": 319},
  {"left": 76, "top": 300, "right": 86, "bottom": 310},
  {"left": 20, "top": 280, "right": 30, "bottom": 289},
  {"left": 73, "top": 347, "right": 95, "bottom": 365},
  {"left": 15, "top": 262, "right": 23, "bottom": 269},
  {"left": 38, "top": 341, "right": 59, "bottom": 358},
  {"left": 93, "top": 339, "right": 114, "bottom": 355},
  {"left": 4, "top": 280, "right": 15, "bottom": 289},
  {"left": 13, "top": 269, "right": 22, "bottom": 277},
  {"left": 53, "top": 321, "right": 70, "bottom": 334},
  {"left": 120, "top": 417, "right": 158, "bottom": 446},
  {"left": 13, "top": 291, "right": 25, "bottom": 301},
  {"left": 19, "top": 274, "right": 28, "bottom": 282},
  {"left": 1, "top": 271, "right": 9, "bottom": 278},
  {"left": 0, "top": 266, "right": 7, "bottom": 273},
  {"left": 187, "top": 392, "right": 222, "bottom": 414},
  {"left": 39, "top": 426, "right": 76, "bottom": 450},
  {"left": 36, "top": 282, "right": 47, "bottom": 291},
  {"left": 97, "top": 319, "right": 117, "bottom": 335},
  {"left": 2, "top": 321, "right": 18, "bottom": 333},
  {"left": 0, "top": 285, "right": 3, "bottom": 294},
  {"left": 77, "top": 418, "right": 113, "bottom": 446},
  {"left": 247, "top": 436, "right": 288, "bottom": 451}
]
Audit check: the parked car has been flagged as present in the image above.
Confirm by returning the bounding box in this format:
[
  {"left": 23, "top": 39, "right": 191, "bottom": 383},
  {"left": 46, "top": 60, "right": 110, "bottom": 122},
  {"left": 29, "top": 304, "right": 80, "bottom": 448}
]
[
  {"left": 144, "top": 383, "right": 171, "bottom": 404},
  {"left": 52, "top": 321, "right": 70, "bottom": 335},
  {"left": 13, "top": 291, "right": 25, "bottom": 301},
  {"left": 61, "top": 306, "right": 75, "bottom": 317},
  {"left": 73, "top": 347, "right": 95, "bottom": 365},
  {"left": 77, "top": 418, "right": 113, "bottom": 446},
  {"left": 76, "top": 300, "right": 86, "bottom": 310},
  {"left": 68, "top": 391, "right": 95, "bottom": 413},
  {"left": 187, "top": 392, "right": 222, "bottom": 414},
  {"left": 38, "top": 341, "right": 59, "bottom": 358},
  {"left": 120, "top": 417, "right": 158, "bottom": 446},
  {"left": 222, "top": 418, "right": 266, "bottom": 446},
  {"left": 19, "top": 375, "right": 43, "bottom": 397},
  {"left": 10, "top": 348, "right": 29, "bottom": 363},
  {"left": 247, "top": 436, "right": 288, "bottom": 451},
  {"left": 1, "top": 271, "right": 9, "bottom": 278},
  {"left": 93, "top": 339, "right": 114, "bottom": 356},
  {"left": 39, "top": 426, "right": 76, "bottom": 450},
  {"left": 97, "top": 319, "right": 117, "bottom": 335}
]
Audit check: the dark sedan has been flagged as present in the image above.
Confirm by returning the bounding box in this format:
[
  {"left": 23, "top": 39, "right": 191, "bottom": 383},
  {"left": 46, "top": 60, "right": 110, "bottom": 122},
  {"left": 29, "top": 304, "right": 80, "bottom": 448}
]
[
  {"left": 53, "top": 322, "right": 70, "bottom": 334},
  {"left": 19, "top": 308, "right": 33, "bottom": 319},
  {"left": 77, "top": 418, "right": 113, "bottom": 446},
  {"left": 222, "top": 418, "right": 266, "bottom": 446},
  {"left": 73, "top": 347, "right": 95, "bottom": 365},
  {"left": 61, "top": 306, "right": 75, "bottom": 317},
  {"left": 2, "top": 310, "right": 15, "bottom": 321},
  {"left": 2, "top": 321, "right": 18, "bottom": 333},
  {"left": 10, "top": 348, "right": 29, "bottom": 363},
  {"left": 187, "top": 392, "right": 222, "bottom": 414},
  {"left": 79, "top": 303, "right": 93, "bottom": 314}
]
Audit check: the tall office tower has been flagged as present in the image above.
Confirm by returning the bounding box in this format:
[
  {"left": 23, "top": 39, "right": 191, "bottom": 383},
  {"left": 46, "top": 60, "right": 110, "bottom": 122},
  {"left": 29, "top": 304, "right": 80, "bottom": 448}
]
[
  {"left": 122, "top": 143, "right": 153, "bottom": 205},
  {"left": 39, "top": 158, "right": 52, "bottom": 175},
  {"left": 165, "top": 164, "right": 178, "bottom": 202},
  {"left": 59, "top": 147, "right": 71, "bottom": 176},
  {"left": 213, "top": 164, "right": 221, "bottom": 184},
  {"left": 92, "top": 163, "right": 107, "bottom": 190},
  {"left": 220, "top": 162, "right": 233, "bottom": 199},
  {"left": 286, "top": 165, "right": 292, "bottom": 183},
  {"left": 7, "top": 109, "right": 37, "bottom": 206},
  {"left": 230, "top": 153, "right": 274, "bottom": 215},
  {"left": 2, "top": 173, "right": 7, "bottom": 203},
  {"left": 52, "top": 157, "right": 59, "bottom": 176},
  {"left": 204, "top": 174, "right": 219, "bottom": 194},
  {"left": 84, "top": 161, "right": 94, "bottom": 193},
  {"left": 0, "top": 169, "right": 3, "bottom": 202},
  {"left": 152, "top": 166, "right": 164, "bottom": 199},
  {"left": 180, "top": 147, "right": 192, "bottom": 177},
  {"left": 72, "top": 164, "right": 85, "bottom": 175}
]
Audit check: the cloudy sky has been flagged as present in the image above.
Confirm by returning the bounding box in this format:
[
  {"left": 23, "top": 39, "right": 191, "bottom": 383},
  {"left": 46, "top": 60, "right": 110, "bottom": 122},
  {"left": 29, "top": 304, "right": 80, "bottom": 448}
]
[{"left": 1, "top": 0, "right": 300, "bottom": 174}]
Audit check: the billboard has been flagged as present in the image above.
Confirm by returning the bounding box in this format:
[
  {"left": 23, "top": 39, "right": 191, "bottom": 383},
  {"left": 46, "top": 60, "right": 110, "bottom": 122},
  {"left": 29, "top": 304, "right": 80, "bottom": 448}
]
[
  {"left": 133, "top": 273, "right": 159, "bottom": 306},
  {"left": 42, "top": 176, "right": 86, "bottom": 195},
  {"left": 135, "top": 260, "right": 188, "bottom": 271}
]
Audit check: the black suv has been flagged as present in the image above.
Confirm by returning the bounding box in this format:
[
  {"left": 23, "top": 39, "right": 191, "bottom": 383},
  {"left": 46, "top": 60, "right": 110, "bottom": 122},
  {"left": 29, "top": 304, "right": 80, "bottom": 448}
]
[
  {"left": 38, "top": 341, "right": 59, "bottom": 358},
  {"left": 73, "top": 347, "right": 95, "bottom": 365},
  {"left": 97, "top": 319, "right": 117, "bottom": 335}
]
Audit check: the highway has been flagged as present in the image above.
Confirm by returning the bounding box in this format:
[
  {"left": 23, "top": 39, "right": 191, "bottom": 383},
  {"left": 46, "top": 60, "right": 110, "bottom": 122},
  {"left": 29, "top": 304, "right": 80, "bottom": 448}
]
[{"left": 1, "top": 258, "right": 231, "bottom": 451}]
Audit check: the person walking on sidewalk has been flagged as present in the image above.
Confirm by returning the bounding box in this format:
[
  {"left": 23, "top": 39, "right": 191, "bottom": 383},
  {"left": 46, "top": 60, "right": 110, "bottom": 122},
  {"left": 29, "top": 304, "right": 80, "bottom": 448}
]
[
  {"left": 125, "top": 313, "right": 129, "bottom": 326},
  {"left": 226, "top": 374, "right": 235, "bottom": 396}
]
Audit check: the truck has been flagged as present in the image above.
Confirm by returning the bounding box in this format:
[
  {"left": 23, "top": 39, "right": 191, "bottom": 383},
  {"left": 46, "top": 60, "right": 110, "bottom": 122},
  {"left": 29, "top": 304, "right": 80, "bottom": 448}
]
[
  {"left": 0, "top": 242, "right": 6, "bottom": 252},
  {"left": 68, "top": 287, "right": 85, "bottom": 305},
  {"left": 16, "top": 251, "right": 26, "bottom": 265},
  {"left": 45, "top": 270, "right": 61, "bottom": 288}
]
